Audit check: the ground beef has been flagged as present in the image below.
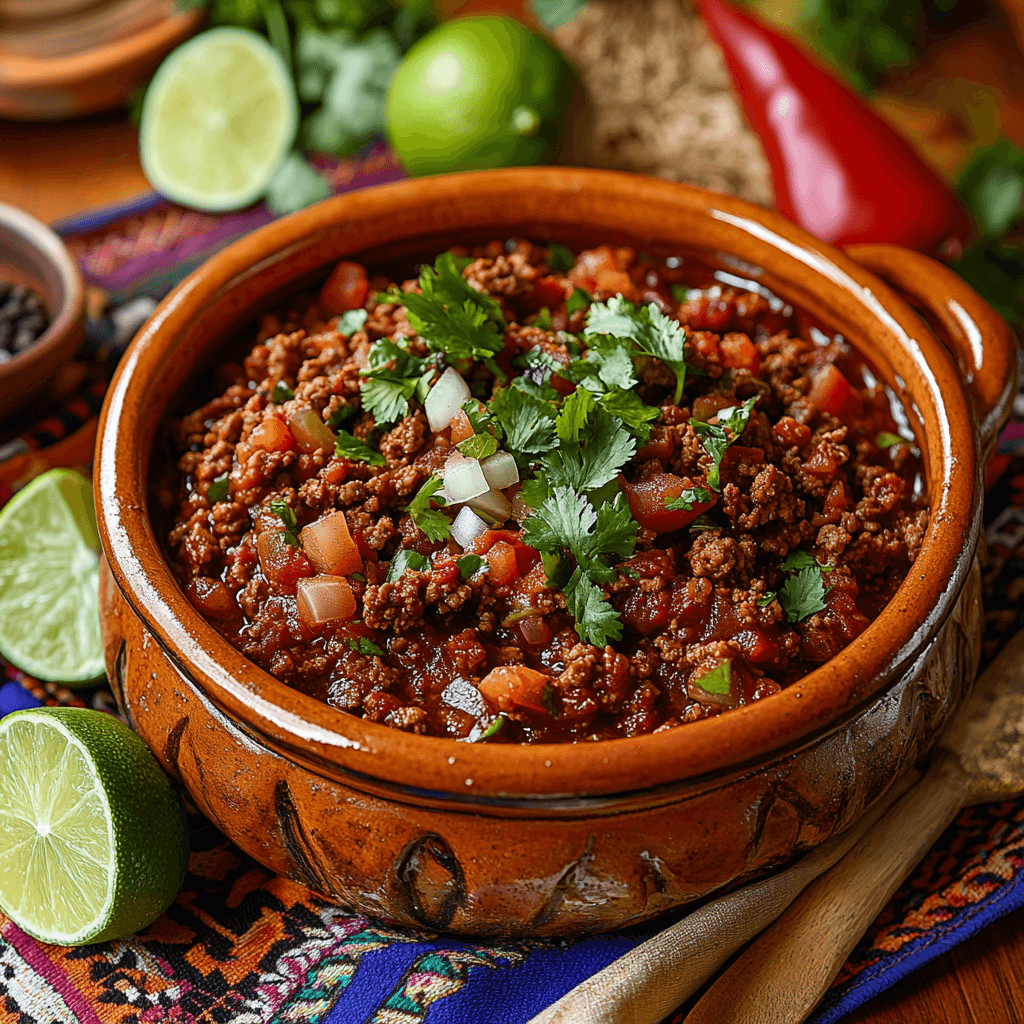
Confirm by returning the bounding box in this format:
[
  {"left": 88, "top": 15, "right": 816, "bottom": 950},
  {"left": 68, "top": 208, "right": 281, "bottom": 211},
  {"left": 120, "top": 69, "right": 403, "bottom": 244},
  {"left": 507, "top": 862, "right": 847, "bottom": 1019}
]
[{"left": 164, "top": 239, "right": 928, "bottom": 744}]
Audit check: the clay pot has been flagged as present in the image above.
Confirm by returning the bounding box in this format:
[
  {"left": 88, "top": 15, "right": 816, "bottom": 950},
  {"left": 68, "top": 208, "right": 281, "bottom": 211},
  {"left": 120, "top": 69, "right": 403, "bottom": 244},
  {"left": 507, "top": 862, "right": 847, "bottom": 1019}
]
[{"left": 95, "top": 169, "right": 1018, "bottom": 936}]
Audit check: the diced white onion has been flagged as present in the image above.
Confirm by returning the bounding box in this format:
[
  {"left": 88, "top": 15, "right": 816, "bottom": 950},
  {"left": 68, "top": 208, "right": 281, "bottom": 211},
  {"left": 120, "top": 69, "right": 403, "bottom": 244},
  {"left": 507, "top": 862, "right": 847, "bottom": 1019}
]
[
  {"left": 296, "top": 575, "right": 356, "bottom": 626},
  {"left": 425, "top": 367, "right": 471, "bottom": 432},
  {"left": 451, "top": 506, "right": 489, "bottom": 549},
  {"left": 442, "top": 451, "right": 489, "bottom": 504},
  {"left": 481, "top": 450, "right": 519, "bottom": 490},
  {"left": 468, "top": 487, "right": 512, "bottom": 523}
]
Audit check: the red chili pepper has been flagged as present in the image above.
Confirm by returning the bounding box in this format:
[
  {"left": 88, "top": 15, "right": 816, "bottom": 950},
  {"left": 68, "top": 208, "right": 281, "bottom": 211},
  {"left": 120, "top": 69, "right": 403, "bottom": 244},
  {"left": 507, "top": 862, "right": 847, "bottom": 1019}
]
[{"left": 696, "top": 0, "right": 972, "bottom": 256}]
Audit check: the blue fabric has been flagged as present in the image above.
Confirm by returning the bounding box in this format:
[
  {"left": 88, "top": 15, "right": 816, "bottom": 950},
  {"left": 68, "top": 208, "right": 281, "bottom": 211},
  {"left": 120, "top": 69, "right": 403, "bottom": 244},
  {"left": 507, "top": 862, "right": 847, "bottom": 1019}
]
[{"left": 0, "top": 681, "right": 41, "bottom": 716}]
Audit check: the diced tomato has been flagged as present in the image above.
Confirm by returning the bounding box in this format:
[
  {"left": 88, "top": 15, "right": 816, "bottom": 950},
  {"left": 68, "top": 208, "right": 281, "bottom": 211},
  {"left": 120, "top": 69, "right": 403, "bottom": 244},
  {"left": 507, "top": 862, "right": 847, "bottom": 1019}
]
[
  {"left": 621, "top": 472, "right": 717, "bottom": 533},
  {"left": 513, "top": 542, "right": 540, "bottom": 575},
  {"left": 487, "top": 541, "right": 520, "bottom": 585},
  {"left": 320, "top": 261, "right": 369, "bottom": 315},
  {"left": 720, "top": 333, "right": 761, "bottom": 375},
  {"left": 808, "top": 364, "right": 853, "bottom": 417},
  {"left": 772, "top": 416, "right": 812, "bottom": 449},
  {"left": 246, "top": 417, "right": 295, "bottom": 454},
  {"left": 687, "top": 330, "right": 722, "bottom": 363},
  {"left": 449, "top": 410, "right": 474, "bottom": 444},
  {"left": 567, "top": 245, "right": 617, "bottom": 292},
  {"left": 512, "top": 614, "right": 553, "bottom": 648},
  {"left": 257, "top": 531, "right": 315, "bottom": 590},
  {"left": 521, "top": 274, "right": 566, "bottom": 311},
  {"left": 470, "top": 529, "right": 518, "bottom": 554},
  {"left": 595, "top": 268, "right": 636, "bottom": 297},
  {"left": 635, "top": 430, "right": 674, "bottom": 463},
  {"left": 548, "top": 373, "right": 576, "bottom": 397},
  {"left": 690, "top": 394, "right": 736, "bottom": 423},
  {"left": 478, "top": 665, "right": 553, "bottom": 715},
  {"left": 619, "top": 588, "right": 670, "bottom": 635},
  {"left": 353, "top": 531, "right": 379, "bottom": 563},
  {"left": 736, "top": 628, "right": 782, "bottom": 665},
  {"left": 300, "top": 511, "right": 363, "bottom": 576},
  {"left": 678, "top": 294, "right": 733, "bottom": 332}
]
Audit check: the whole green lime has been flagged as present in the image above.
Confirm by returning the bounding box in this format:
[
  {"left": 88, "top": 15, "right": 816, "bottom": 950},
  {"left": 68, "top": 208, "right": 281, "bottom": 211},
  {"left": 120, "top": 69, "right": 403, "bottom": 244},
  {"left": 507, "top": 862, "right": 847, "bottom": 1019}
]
[{"left": 385, "top": 16, "right": 571, "bottom": 176}]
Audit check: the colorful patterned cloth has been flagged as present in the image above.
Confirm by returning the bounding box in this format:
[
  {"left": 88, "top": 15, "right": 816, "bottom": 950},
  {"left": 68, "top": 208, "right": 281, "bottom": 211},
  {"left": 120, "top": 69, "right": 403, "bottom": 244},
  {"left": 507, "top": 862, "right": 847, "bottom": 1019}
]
[{"left": 1, "top": 152, "right": 1023, "bottom": 1023}]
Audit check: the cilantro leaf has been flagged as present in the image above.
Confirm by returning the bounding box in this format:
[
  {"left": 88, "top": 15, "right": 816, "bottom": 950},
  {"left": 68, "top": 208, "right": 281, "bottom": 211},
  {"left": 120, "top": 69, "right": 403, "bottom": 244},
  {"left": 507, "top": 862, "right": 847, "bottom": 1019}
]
[
  {"left": 207, "top": 473, "right": 229, "bottom": 503},
  {"left": 585, "top": 334, "right": 638, "bottom": 390},
  {"left": 545, "top": 242, "right": 575, "bottom": 271},
  {"left": 556, "top": 387, "right": 595, "bottom": 445},
  {"left": 689, "top": 514, "right": 720, "bottom": 532},
  {"left": 385, "top": 548, "right": 430, "bottom": 583},
  {"left": 457, "top": 554, "right": 485, "bottom": 579},
  {"left": 665, "top": 486, "right": 714, "bottom": 512},
  {"left": 780, "top": 550, "right": 818, "bottom": 573},
  {"left": 457, "top": 433, "right": 499, "bottom": 460},
  {"left": 597, "top": 390, "right": 659, "bottom": 442},
  {"left": 546, "top": 408, "right": 635, "bottom": 493},
  {"left": 327, "top": 403, "right": 357, "bottom": 428},
  {"left": 488, "top": 384, "right": 558, "bottom": 463},
  {"left": 876, "top": 431, "right": 905, "bottom": 449},
  {"left": 335, "top": 429, "right": 385, "bottom": 466},
  {"left": 337, "top": 308, "right": 368, "bottom": 336},
  {"left": 586, "top": 295, "right": 639, "bottom": 337},
  {"left": 361, "top": 375, "right": 419, "bottom": 426},
  {"left": 360, "top": 339, "right": 431, "bottom": 426},
  {"left": 563, "top": 567, "right": 623, "bottom": 646},
  {"left": 518, "top": 476, "right": 551, "bottom": 510},
  {"left": 691, "top": 395, "right": 758, "bottom": 490},
  {"left": 269, "top": 498, "right": 299, "bottom": 546},
  {"left": 778, "top": 567, "right": 829, "bottom": 622},
  {"left": 691, "top": 660, "right": 731, "bottom": 695},
  {"left": 404, "top": 475, "right": 450, "bottom": 543},
  {"left": 348, "top": 637, "right": 385, "bottom": 657},
  {"left": 462, "top": 400, "right": 492, "bottom": 435},
  {"left": 566, "top": 287, "right": 592, "bottom": 317},
  {"left": 270, "top": 381, "right": 294, "bottom": 403}
]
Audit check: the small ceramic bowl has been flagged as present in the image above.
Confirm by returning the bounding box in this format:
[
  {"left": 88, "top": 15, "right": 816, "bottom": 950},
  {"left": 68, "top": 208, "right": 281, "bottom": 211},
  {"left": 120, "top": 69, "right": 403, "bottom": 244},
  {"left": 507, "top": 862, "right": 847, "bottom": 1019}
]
[
  {"left": 0, "top": 201, "right": 85, "bottom": 422},
  {"left": 0, "top": 8, "right": 202, "bottom": 121},
  {"left": 95, "top": 169, "right": 1018, "bottom": 936}
]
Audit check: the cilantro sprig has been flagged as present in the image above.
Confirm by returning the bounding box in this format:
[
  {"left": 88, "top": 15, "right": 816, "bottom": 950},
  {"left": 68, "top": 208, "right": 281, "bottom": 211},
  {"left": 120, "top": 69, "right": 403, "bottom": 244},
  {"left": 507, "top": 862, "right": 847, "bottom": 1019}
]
[
  {"left": 385, "top": 548, "right": 430, "bottom": 583},
  {"left": 760, "top": 551, "right": 833, "bottom": 622},
  {"left": 335, "top": 429, "right": 385, "bottom": 466},
  {"left": 691, "top": 395, "right": 758, "bottom": 490},
  {"left": 269, "top": 498, "right": 299, "bottom": 546},
  {"left": 404, "top": 475, "right": 450, "bottom": 543},
  {"left": 360, "top": 339, "right": 432, "bottom": 426},
  {"left": 665, "top": 486, "right": 714, "bottom": 512},
  {"left": 523, "top": 487, "right": 638, "bottom": 646}
]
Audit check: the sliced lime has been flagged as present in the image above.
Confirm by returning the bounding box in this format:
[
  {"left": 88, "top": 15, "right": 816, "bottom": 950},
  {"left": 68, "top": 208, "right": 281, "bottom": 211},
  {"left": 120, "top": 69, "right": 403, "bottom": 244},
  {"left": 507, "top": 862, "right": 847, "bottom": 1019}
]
[
  {"left": 0, "top": 469, "right": 104, "bottom": 685},
  {"left": 0, "top": 708, "right": 189, "bottom": 946},
  {"left": 140, "top": 27, "right": 299, "bottom": 212}
]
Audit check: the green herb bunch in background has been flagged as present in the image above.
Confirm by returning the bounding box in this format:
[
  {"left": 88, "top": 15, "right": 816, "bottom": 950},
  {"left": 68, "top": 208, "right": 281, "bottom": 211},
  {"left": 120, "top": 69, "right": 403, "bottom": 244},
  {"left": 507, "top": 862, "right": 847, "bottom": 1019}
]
[{"left": 176, "top": 0, "right": 434, "bottom": 158}]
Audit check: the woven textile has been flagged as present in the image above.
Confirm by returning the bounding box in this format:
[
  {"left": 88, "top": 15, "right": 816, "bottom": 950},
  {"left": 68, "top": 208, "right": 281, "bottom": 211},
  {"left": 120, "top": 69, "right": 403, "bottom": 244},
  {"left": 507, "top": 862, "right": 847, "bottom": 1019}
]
[{"left": 1, "top": 156, "right": 1023, "bottom": 1023}]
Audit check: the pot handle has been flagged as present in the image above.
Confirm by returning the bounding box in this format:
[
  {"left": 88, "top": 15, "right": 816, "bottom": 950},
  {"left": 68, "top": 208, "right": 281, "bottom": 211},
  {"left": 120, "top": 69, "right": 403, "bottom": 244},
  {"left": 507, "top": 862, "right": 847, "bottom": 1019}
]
[{"left": 844, "top": 242, "right": 1019, "bottom": 455}]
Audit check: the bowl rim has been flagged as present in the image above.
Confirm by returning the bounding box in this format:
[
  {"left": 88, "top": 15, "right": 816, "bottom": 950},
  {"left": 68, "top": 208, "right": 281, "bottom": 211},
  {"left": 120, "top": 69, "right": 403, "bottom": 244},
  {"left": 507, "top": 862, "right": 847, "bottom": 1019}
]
[
  {"left": 0, "top": 200, "right": 84, "bottom": 386},
  {"left": 96, "top": 167, "right": 984, "bottom": 798}
]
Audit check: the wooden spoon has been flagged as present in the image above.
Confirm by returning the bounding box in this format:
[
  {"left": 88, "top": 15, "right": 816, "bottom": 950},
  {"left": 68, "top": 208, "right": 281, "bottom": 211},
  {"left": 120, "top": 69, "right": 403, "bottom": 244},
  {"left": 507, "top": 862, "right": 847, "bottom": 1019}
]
[
  {"left": 526, "top": 769, "right": 920, "bottom": 1024},
  {"left": 685, "top": 627, "right": 1024, "bottom": 1024}
]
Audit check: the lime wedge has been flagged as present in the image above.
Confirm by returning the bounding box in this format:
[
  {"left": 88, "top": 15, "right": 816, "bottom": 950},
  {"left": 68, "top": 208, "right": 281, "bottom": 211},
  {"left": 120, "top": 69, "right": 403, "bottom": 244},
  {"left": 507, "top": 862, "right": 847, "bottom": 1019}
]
[
  {"left": 0, "top": 707, "right": 189, "bottom": 945},
  {"left": 140, "top": 27, "right": 299, "bottom": 212},
  {"left": 0, "top": 469, "right": 104, "bottom": 685}
]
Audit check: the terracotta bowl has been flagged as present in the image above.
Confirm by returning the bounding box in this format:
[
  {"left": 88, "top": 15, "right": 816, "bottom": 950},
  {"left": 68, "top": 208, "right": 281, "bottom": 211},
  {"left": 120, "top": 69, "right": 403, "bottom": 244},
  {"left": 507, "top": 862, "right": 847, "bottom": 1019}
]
[
  {"left": 95, "top": 169, "right": 1018, "bottom": 937},
  {"left": 0, "top": 200, "right": 85, "bottom": 422},
  {"left": 0, "top": 9, "right": 203, "bottom": 121}
]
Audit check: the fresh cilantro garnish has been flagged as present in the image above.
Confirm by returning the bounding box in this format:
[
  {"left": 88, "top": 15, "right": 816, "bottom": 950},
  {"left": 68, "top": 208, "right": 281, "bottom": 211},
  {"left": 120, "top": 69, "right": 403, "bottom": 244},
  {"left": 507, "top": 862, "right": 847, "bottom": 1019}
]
[
  {"left": 523, "top": 487, "right": 638, "bottom": 646},
  {"left": 269, "top": 498, "right": 299, "bottom": 546},
  {"left": 758, "top": 592, "right": 777, "bottom": 607},
  {"left": 876, "top": 431, "right": 905, "bottom": 449},
  {"left": 350, "top": 572, "right": 366, "bottom": 582},
  {"left": 596, "top": 391, "right": 660, "bottom": 442},
  {"left": 582, "top": 333, "right": 639, "bottom": 390},
  {"left": 360, "top": 339, "right": 432, "bottom": 426},
  {"left": 462, "top": 399, "right": 492, "bottom": 435},
  {"left": 337, "top": 308, "right": 368, "bottom": 336},
  {"left": 616, "top": 565, "right": 641, "bottom": 579},
  {"left": 586, "top": 297, "right": 692, "bottom": 403},
  {"left": 555, "top": 387, "right": 594, "bottom": 445},
  {"left": 780, "top": 550, "right": 818, "bottom": 573},
  {"left": 336, "top": 429, "right": 385, "bottom": 466},
  {"left": 565, "top": 287, "right": 592, "bottom": 317},
  {"left": 665, "top": 486, "right": 714, "bottom": 512},
  {"left": 348, "top": 636, "right": 385, "bottom": 657},
  {"left": 488, "top": 384, "right": 558, "bottom": 464},
  {"left": 475, "top": 715, "right": 506, "bottom": 741},
  {"left": 395, "top": 252, "right": 506, "bottom": 366},
  {"left": 546, "top": 242, "right": 575, "bottom": 272},
  {"left": 518, "top": 477, "right": 550, "bottom": 510},
  {"left": 546, "top": 406, "right": 635, "bottom": 494},
  {"left": 778, "top": 567, "right": 830, "bottom": 622},
  {"left": 457, "top": 554, "right": 485, "bottom": 579},
  {"left": 270, "top": 381, "right": 294, "bottom": 404},
  {"left": 691, "top": 395, "right": 758, "bottom": 490},
  {"left": 532, "top": 307, "right": 553, "bottom": 330},
  {"left": 207, "top": 473, "right": 229, "bottom": 503},
  {"left": 385, "top": 548, "right": 430, "bottom": 583},
  {"left": 671, "top": 283, "right": 690, "bottom": 303},
  {"left": 404, "top": 475, "right": 450, "bottom": 542},
  {"left": 691, "top": 660, "right": 731, "bottom": 695},
  {"left": 327, "top": 403, "right": 356, "bottom": 428},
  {"left": 457, "top": 433, "right": 499, "bottom": 460}
]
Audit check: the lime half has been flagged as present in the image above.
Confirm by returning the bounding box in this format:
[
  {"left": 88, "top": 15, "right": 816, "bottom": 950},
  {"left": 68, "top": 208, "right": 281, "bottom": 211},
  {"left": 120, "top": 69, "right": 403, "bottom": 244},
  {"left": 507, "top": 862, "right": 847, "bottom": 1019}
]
[
  {"left": 0, "top": 708, "right": 189, "bottom": 945},
  {"left": 0, "top": 469, "right": 104, "bottom": 685},
  {"left": 140, "top": 27, "right": 299, "bottom": 211}
]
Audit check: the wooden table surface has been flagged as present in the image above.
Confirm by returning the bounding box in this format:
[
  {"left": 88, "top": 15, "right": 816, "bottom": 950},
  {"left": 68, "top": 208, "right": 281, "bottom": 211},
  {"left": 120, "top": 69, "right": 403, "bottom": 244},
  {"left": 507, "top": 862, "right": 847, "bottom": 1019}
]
[{"left": 2, "top": 110, "right": 1023, "bottom": 1024}]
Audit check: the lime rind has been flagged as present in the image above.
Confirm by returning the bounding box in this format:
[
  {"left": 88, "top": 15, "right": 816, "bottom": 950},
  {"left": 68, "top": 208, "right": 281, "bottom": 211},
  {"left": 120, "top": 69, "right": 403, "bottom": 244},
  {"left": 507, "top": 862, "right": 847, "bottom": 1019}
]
[
  {"left": 0, "top": 469, "right": 105, "bottom": 684},
  {"left": 0, "top": 708, "right": 189, "bottom": 946},
  {"left": 140, "top": 27, "right": 300, "bottom": 212}
]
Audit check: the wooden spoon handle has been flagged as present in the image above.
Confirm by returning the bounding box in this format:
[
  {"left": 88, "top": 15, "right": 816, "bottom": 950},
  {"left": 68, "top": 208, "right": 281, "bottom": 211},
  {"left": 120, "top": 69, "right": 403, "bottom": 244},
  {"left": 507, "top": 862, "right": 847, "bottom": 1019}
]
[
  {"left": 526, "top": 770, "right": 919, "bottom": 1024},
  {"left": 684, "top": 755, "right": 970, "bottom": 1024}
]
